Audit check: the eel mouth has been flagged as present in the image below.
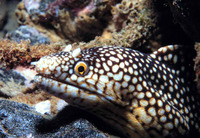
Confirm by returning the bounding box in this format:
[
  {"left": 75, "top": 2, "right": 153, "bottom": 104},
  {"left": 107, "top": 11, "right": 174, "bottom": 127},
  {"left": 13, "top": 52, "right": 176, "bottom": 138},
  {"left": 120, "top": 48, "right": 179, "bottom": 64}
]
[{"left": 34, "top": 74, "right": 122, "bottom": 107}]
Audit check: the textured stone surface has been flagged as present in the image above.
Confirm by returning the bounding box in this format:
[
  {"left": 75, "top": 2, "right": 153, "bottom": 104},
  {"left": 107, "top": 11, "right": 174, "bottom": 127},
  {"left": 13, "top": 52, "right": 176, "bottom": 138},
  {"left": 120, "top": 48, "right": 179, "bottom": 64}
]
[
  {"left": 6, "top": 25, "right": 51, "bottom": 45},
  {"left": 0, "top": 99, "right": 109, "bottom": 137},
  {"left": 0, "top": 0, "right": 19, "bottom": 38}
]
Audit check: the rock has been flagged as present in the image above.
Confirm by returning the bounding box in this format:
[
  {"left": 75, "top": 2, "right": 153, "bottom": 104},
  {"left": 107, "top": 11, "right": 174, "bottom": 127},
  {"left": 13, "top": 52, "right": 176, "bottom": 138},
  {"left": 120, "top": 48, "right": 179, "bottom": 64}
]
[
  {"left": 34, "top": 100, "right": 51, "bottom": 115},
  {"left": 0, "top": 67, "right": 28, "bottom": 97},
  {"left": 0, "top": 99, "right": 109, "bottom": 137},
  {"left": 0, "top": 0, "right": 19, "bottom": 38},
  {"left": 0, "top": 99, "right": 44, "bottom": 137},
  {"left": 56, "top": 99, "right": 68, "bottom": 112},
  {"left": 0, "top": 0, "right": 7, "bottom": 30},
  {"left": 6, "top": 25, "right": 51, "bottom": 45}
]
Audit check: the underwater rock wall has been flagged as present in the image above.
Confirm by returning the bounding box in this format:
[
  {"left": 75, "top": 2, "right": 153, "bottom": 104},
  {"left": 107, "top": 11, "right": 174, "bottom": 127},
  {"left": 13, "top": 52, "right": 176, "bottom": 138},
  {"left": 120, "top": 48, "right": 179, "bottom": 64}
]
[{"left": 13, "top": 0, "right": 157, "bottom": 48}]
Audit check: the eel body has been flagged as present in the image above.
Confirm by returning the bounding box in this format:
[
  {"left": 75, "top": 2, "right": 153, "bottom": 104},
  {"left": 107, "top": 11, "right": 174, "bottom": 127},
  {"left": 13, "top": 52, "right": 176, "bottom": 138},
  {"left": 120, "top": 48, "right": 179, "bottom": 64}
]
[{"left": 33, "top": 45, "right": 200, "bottom": 138}]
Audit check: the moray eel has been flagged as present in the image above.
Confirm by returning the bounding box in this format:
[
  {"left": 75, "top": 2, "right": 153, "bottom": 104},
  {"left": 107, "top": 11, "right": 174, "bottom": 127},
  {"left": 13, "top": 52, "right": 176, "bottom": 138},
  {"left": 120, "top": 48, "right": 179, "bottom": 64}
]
[{"left": 33, "top": 45, "right": 200, "bottom": 138}]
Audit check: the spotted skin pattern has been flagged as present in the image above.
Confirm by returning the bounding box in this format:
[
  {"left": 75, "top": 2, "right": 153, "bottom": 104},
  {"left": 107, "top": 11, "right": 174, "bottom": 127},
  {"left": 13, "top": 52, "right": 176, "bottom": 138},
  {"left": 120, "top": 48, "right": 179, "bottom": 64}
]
[{"left": 33, "top": 45, "right": 200, "bottom": 138}]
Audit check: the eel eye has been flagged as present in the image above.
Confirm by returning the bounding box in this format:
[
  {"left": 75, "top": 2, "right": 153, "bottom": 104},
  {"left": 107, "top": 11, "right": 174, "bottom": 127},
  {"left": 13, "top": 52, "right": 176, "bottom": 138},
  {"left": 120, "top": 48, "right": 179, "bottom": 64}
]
[{"left": 74, "top": 61, "right": 88, "bottom": 76}]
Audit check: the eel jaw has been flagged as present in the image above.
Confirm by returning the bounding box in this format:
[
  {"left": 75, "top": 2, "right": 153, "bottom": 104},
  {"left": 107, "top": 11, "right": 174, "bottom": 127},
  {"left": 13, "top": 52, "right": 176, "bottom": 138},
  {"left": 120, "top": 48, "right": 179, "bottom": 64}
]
[{"left": 34, "top": 74, "right": 118, "bottom": 107}]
